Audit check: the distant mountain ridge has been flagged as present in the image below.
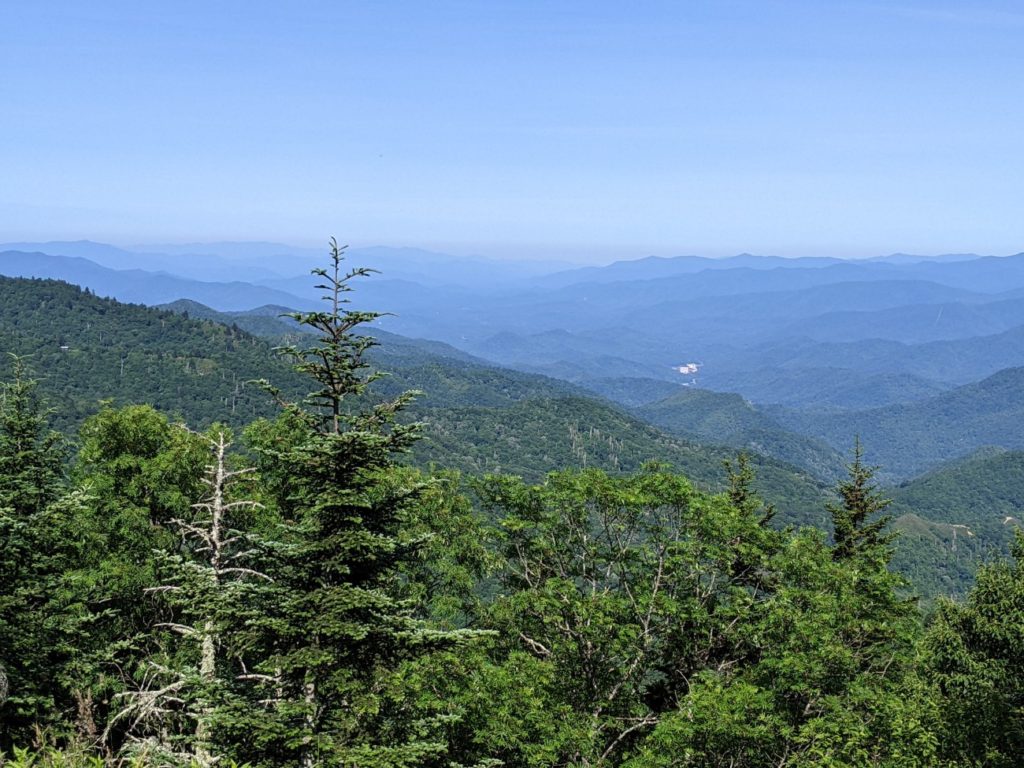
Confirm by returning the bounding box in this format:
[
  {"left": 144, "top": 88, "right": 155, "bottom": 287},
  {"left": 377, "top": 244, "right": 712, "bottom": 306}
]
[
  {"left": 0, "top": 240, "right": 569, "bottom": 289},
  {"left": 0, "top": 250, "right": 313, "bottom": 311},
  {"left": 10, "top": 239, "right": 1024, "bottom": 490}
]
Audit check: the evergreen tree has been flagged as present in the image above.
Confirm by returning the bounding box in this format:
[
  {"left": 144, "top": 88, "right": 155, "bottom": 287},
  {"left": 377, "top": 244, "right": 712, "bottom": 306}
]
[
  {"left": 241, "top": 239, "right": 476, "bottom": 767},
  {"left": 724, "top": 452, "right": 772, "bottom": 522},
  {"left": 0, "top": 359, "right": 78, "bottom": 747},
  {"left": 825, "top": 440, "right": 914, "bottom": 668},
  {"left": 0, "top": 356, "right": 65, "bottom": 516},
  {"left": 829, "top": 439, "right": 894, "bottom": 562}
]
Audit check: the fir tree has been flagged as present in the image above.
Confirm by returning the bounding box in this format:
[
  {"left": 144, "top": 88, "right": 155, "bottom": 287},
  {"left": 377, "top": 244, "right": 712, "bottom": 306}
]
[
  {"left": 0, "top": 359, "right": 75, "bottom": 747},
  {"left": 724, "top": 452, "right": 775, "bottom": 525},
  {"left": 0, "top": 356, "right": 65, "bottom": 517},
  {"left": 243, "top": 239, "right": 475, "bottom": 768},
  {"left": 829, "top": 438, "right": 894, "bottom": 562}
]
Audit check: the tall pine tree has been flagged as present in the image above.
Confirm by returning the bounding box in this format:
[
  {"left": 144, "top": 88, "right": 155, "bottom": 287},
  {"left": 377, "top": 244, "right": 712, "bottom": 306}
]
[
  {"left": 829, "top": 438, "right": 894, "bottom": 562},
  {"left": 0, "top": 358, "right": 76, "bottom": 747},
  {"left": 242, "top": 239, "right": 476, "bottom": 768}
]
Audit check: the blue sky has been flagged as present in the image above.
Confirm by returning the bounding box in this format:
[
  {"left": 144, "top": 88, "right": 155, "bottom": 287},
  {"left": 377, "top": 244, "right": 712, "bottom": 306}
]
[{"left": 2, "top": 1, "right": 1022, "bottom": 261}]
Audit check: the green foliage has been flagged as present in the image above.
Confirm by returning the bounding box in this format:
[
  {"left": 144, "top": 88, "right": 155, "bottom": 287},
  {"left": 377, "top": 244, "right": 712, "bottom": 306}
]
[
  {"left": 0, "top": 356, "right": 66, "bottom": 515},
  {"left": 925, "top": 531, "right": 1024, "bottom": 766},
  {"left": 5, "top": 248, "right": 1024, "bottom": 767},
  {"left": 474, "top": 467, "right": 785, "bottom": 766},
  {"left": 233, "top": 241, "right": 481, "bottom": 767},
  {"left": 449, "top": 466, "right": 934, "bottom": 768},
  {"left": 0, "top": 276, "right": 305, "bottom": 432},
  {"left": 0, "top": 744, "right": 250, "bottom": 768},
  {"left": 0, "top": 362, "right": 86, "bottom": 747}
]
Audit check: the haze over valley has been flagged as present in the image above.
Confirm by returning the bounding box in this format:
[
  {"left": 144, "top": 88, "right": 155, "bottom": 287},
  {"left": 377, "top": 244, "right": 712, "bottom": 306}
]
[
  {"left": 4, "top": 239, "right": 1024, "bottom": 603},
  {"left": 5, "top": 241, "right": 1024, "bottom": 480}
]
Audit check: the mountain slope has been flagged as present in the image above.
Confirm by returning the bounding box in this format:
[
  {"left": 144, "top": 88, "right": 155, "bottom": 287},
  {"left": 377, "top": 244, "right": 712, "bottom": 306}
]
[
  {"left": 889, "top": 448, "right": 1024, "bottom": 531},
  {"left": 578, "top": 377, "right": 687, "bottom": 407},
  {"left": 0, "top": 277, "right": 306, "bottom": 430},
  {"left": 887, "top": 449, "right": 1024, "bottom": 598},
  {"left": 776, "top": 295, "right": 1024, "bottom": 344},
  {"left": 711, "top": 368, "right": 952, "bottom": 409},
  {"left": 636, "top": 388, "right": 845, "bottom": 481},
  {"left": 412, "top": 395, "right": 830, "bottom": 528},
  {"left": 778, "top": 368, "right": 1024, "bottom": 479}
]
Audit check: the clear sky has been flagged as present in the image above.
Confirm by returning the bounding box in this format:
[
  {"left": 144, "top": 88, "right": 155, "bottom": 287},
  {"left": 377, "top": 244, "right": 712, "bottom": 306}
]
[{"left": 2, "top": 1, "right": 1023, "bottom": 261}]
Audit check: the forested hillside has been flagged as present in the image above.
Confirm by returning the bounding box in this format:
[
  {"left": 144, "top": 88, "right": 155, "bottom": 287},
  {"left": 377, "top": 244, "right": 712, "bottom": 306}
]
[
  {"left": 3, "top": 249, "right": 1023, "bottom": 767},
  {"left": 887, "top": 449, "right": 1024, "bottom": 597},
  {"left": 7, "top": 275, "right": 1017, "bottom": 586},
  {"left": 636, "top": 387, "right": 845, "bottom": 481},
  {"left": 0, "top": 277, "right": 304, "bottom": 430},
  {"left": 777, "top": 368, "right": 1024, "bottom": 479},
  {"left": 0, "top": 277, "right": 828, "bottom": 525}
]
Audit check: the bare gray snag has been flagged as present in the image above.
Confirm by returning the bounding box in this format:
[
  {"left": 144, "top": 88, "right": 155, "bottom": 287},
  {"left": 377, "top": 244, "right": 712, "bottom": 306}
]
[{"left": 109, "top": 426, "right": 268, "bottom": 767}]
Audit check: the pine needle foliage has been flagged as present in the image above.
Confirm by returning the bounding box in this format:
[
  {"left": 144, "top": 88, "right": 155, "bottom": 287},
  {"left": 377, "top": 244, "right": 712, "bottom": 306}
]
[
  {"left": 273, "top": 237, "right": 420, "bottom": 437},
  {"left": 829, "top": 438, "right": 896, "bottom": 562},
  {"left": 240, "top": 240, "right": 475, "bottom": 768}
]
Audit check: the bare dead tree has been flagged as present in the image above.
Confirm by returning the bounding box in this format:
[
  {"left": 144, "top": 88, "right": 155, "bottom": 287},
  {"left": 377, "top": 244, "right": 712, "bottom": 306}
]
[{"left": 108, "top": 427, "right": 269, "bottom": 767}]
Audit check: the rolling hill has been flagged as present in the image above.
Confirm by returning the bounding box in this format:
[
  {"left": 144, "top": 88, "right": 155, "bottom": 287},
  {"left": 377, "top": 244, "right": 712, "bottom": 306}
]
[
  {"left": 0, "top": 276, "right": 829, "bottom": 527},
  {"left": 777, "top": 368, "right": 1024, "bottom": 479},
  {"left": 887, "top": 448, "right": 1024, "bottom": 598},
  {"left": 636, "top": 387, "right": 845, "bottom": 481}
]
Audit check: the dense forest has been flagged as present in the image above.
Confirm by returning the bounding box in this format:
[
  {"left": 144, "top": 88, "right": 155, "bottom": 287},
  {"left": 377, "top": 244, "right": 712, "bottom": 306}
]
[
  {"left": 2, "top": 246, "right": 1023, "bottom": 767},
  {"left": 1, "top": 273, "right": 1006, "bottom": 599}
]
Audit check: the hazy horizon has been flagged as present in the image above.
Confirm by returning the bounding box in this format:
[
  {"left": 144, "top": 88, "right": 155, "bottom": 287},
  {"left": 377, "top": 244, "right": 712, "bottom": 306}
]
[
  {"left": 4, "top": 1, "right": 1023, "bottom": 259},
  {"left": 2, "top": 237, "right": 1022, "bottom": 269}
]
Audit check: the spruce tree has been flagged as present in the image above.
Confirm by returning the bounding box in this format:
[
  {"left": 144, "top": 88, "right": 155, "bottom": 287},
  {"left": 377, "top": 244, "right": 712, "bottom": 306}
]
[
  {"left": 829, "top": 438, "right": 894, "bottom": 562},
  {"left": 0, "top": 358, "right": 74, "bottom": 747},
  {"left": 724, "top": 452, "right": 775, "bottom": 525},
  {"left": 242, "top": 239, "right": 473, "bottom": 768},
  {"left": 818, "top": 439, "right": 921, "bottom": 758},
  {"left": 0, "top": 356, "right": 65, "bottom": 517}
]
